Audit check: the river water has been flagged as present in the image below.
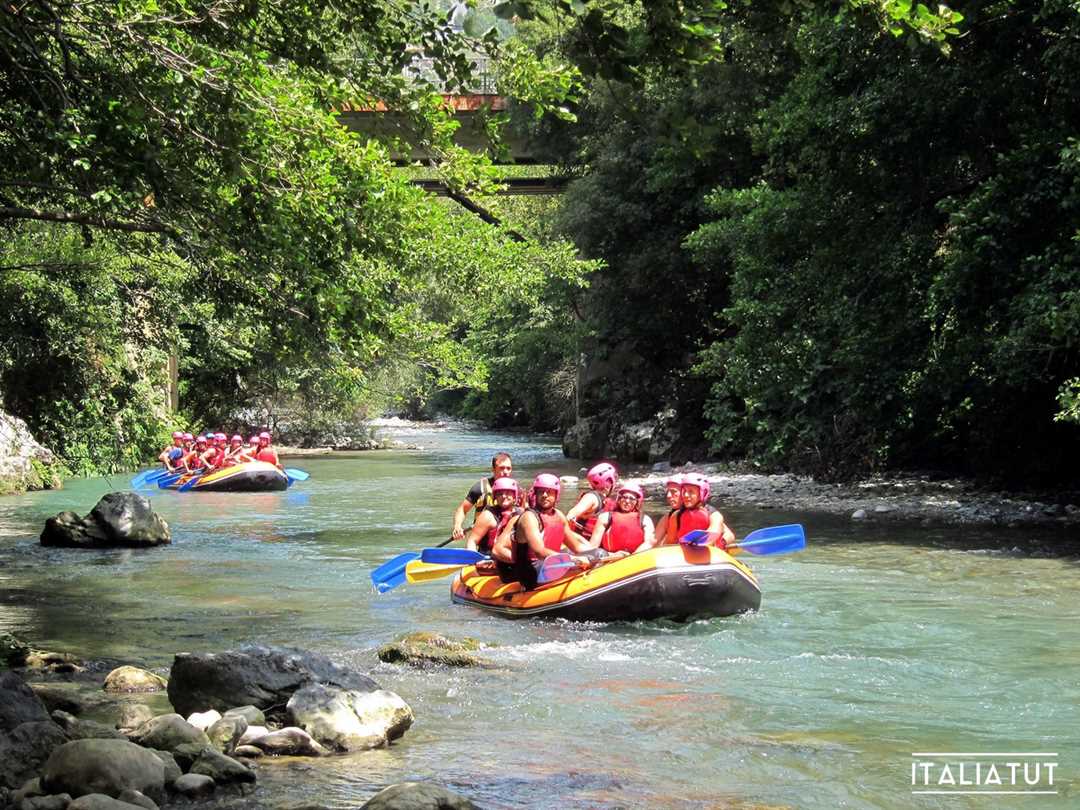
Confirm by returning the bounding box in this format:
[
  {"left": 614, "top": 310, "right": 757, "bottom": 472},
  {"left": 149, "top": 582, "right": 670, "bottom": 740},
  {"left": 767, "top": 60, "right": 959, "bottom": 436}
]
[{"left": 1, "top": 424, "right": 1077, "bottom": 809}]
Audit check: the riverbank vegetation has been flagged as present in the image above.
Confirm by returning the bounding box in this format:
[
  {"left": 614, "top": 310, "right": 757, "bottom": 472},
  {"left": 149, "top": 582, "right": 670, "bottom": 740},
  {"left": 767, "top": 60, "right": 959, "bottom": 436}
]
[{"left": 2, "top": 0, "right": 1078, "bottom": 489}]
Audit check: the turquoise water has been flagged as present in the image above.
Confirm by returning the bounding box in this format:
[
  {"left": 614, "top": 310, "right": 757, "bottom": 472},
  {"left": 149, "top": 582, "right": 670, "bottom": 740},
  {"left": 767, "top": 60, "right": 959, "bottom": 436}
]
[{"left": 1, "top": 424, "right": 1077, "bottom": 808}]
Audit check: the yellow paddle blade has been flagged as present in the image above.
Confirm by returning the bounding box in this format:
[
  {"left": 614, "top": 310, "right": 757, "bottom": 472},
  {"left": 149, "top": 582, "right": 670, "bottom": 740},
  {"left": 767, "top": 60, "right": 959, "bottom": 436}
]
[{"left": 404, "top": 559, "right": 465, "bottom": 583}]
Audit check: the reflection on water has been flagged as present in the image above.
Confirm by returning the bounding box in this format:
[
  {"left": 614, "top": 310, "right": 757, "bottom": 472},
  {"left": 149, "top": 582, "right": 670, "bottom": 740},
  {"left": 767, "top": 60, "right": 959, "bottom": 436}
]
[{"left": 1, "top": 429, "right": 1078, "bottom": 808}]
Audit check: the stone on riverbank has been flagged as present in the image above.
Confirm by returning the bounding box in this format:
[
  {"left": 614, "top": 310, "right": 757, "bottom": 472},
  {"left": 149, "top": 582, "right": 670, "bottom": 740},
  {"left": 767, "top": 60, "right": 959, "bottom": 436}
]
[
  {"left": 21, "top": 794, "right": 72, "bottom": 810},
  {"left": 1, "top": 632, "right": 31, "bottom": 667},
  {"left": 166, "top": 645, "right": 379, "bottom": 717},
  {"left": 128, "top": 714, "right": 209, "bottom": 752},
  {"left": 184, "top": 709, "right": 221, "bottom": 731},
  {"left": 206, "top": 714, "right": 247, "bottom": 754},
  {"left": 40, "top": 492, "right": 170, "bottom": 549},
  {"left": 0, "top": 671, "right": 51, "bottom": 730},
  {"left": 173, "top": 772, "right": 215, "bottom": 799},
  {"left": 41, "top": 739, "right": 166, "bottom": 801},
  {"left": 247, "top": 727, "right": 329, "bottom": 757},
  {"left": 0, "top": 411, "right": 61, "bottom": 495},
  {"left": 30, "top": 683, "right": 86, "bottom": 716},
  {"left": 104, "top": 666, "right": 167, "bottom": 694},
  {"left": 360, "top": 782, "right": 477, "bottom": 810},
  {"left": 52, "top": 710, "right": 126, "bottom": 740},
  {"left": 376, "top": 632, "right": 492, "bottom": 668},
  {"left": 69, "top": 794, "right": 155, "bottom": 810},
  {"left": 116, "top": 705, "right": 154, "bottom": 733},
  {"left": 0, "top": 720, "right": 68, "bottom": 791},
  {"left": 188, "top": 747, "right": 256, "bottom": 784},
  {"left": 286, "top": 683, "right": 413, "bottom": 752},
  {"left": 223, "top": 705, "right": 265, "bottom": 726}
]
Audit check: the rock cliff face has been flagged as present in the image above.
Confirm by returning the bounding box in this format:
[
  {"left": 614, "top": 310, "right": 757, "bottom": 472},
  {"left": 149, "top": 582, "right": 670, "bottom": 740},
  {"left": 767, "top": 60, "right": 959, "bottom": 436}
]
[{"left": 0, "top": 411, "right": 61, "bottom": 495}]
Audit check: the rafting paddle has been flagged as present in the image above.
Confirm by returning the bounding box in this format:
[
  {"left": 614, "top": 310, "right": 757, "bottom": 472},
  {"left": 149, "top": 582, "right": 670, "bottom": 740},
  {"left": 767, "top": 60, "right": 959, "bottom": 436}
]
[
  {"left": 680, "top": 524, "right": 806, "bottom": 555},
  {"left": 285, "top": 468, "right": 309, "bottom": 484},
  {"left": 371, "top": 536, "right": 456, "bottom": 593},
  {"left": 178, "top": 473, "right": 203, "bottom": 492},
  {"left": 420, "top": 548, "right": 487, "bottom": 565},
  {"left": 405, "top": 559, "right": 475, "bottom": 583}
]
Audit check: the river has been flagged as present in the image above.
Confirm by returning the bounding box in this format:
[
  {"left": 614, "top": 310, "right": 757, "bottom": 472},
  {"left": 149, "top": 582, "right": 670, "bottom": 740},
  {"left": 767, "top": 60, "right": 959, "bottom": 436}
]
[{"left": 1, "top": 424, "right": 1077, "bottom": 808}]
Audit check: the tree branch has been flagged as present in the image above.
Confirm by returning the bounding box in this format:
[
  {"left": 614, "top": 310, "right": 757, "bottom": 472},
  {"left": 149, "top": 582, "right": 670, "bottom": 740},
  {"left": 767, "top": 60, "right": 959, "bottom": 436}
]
[{"left": 0, "top": 205, "right": 176, "bottom": 234}]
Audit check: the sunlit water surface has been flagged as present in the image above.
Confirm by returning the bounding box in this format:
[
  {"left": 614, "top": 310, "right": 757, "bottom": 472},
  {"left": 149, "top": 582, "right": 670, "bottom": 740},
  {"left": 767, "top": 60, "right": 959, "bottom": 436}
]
[{"left": 1, "top": 425, "right": 1077, "bottom": 808}]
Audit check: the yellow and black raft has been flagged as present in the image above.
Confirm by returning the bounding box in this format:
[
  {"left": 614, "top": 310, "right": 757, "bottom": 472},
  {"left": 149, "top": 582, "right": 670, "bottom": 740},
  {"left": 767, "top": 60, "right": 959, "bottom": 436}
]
[
  {"left": 161, "top": 461, "right": 288, "bottom": 492},
  {"left": 451, "top": 544, "right": 761, "bottom": 622}
]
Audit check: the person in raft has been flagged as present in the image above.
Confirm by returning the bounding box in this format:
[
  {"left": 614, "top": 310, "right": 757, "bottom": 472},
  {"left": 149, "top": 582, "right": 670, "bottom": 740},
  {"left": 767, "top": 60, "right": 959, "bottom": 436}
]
[
  {"left": 182, "top": 435, "right": 209, "bottom": 472},
  {"left": 586, "top": 482, "right": 655, "bottom": 559},
  {"left": 648, "top": 474, "right": 685, "bottom": 547},
  {"left": 491, "top": 473, "right": 591, "bottom": 589},
  {"left": 450, "top": 452, "right": 515, "bottom": 541},
  {"left": 159, "top": 431, "right": 186, "bottom": 471},
  {"left": 565, "top": 462, "right": 618, "bottom": 538},
  {"left": 254, "top": 431, "right": 282, "bottom": 468},
  {"left": 465, "top": 477, "right": 523, "bottom": 558},
  {"left": 666, "top": 473, "right": 735, "bottom": 548},
  {"left": 199, "top": 433, "right": 226, "bottom": 471},
  {"left": 222, "top": 434, "right": 248, "bottom": 466}
]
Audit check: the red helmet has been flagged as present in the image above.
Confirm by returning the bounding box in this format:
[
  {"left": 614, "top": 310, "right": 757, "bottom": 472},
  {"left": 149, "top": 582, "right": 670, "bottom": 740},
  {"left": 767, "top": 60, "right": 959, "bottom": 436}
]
[
  {"left": 231, "top": 434, "right": 243, "bottom": 444},
  {"left": 586, "top": 462, "right": 617, "bottom": 491},
  {"left": 532, "top": 473, "right": 561, "bottom": 500},
  {"left": 681, "top": 473, "right": 710, "bottom": 502},
  {"left": 492, "top": 477, "right": 519, "bottom": 499}
]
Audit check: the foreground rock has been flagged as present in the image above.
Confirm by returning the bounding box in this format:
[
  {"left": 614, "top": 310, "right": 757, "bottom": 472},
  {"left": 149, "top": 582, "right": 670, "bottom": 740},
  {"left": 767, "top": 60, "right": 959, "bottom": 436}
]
[
  {"left": 128, "top": 714, "right": 209, "bottom": 752},
  {"left": 41, "top": 739, "right": 166, "bottom": 801},
  {"left": 0, "top": 720, "right": 68, "bottom": 791},
  {"left": 167, "top": 646, "right": 378, "bottom": 717},
  {"left": 286, "top": 683, "right": 413, "bottom": 751},
  {"left": 40, "top": 492, "right": 170, "bottom": 549},
  {"left": 361, "top": 782, "right": 477, "bottom": 810},
  {"left": 376, "top": 632, "right": 492, "bottom": 668},
  {"left": 0, "top": 671, "right": 51, "bottom": 730}
]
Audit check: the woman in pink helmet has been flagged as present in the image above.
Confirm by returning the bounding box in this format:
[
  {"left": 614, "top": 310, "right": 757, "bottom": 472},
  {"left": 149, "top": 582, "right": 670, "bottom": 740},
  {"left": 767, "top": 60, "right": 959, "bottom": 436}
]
[
  {"left": 465, "top": 477, "right": 523, "bottom": 556},
  {"left": 492, "top": 473, "right": 590, "bottom": 589},
  {"left": 649, "top": 474, "right": 685, "bottom": 547},
  {"left": 669, "top": 473, "right": 735, "bottom": 549},
  {"left": 566, "top": 462, "right": 618, "bottom": 538},
  {"left": 159, "top": 431, "right": 186, "bottom": 472},
  {"left": 587, "top": 482, "right": 654, "bottom": 557}
]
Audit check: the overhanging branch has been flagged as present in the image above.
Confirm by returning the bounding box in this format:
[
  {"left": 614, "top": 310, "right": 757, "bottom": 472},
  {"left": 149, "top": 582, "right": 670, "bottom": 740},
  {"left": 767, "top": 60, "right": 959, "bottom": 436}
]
[{"left": 0, "top": 206, "right": 175, "bottom": 235}]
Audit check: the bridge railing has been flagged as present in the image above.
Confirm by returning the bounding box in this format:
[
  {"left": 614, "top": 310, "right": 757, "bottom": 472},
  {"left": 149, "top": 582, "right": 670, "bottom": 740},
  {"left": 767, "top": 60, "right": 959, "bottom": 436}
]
[{"left": 403, "top": 54, "right": 498, "bottom": 95}]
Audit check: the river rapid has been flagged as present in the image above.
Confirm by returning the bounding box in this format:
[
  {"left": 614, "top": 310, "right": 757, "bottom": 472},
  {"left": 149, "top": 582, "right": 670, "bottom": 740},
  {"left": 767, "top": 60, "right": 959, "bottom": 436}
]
[{"left": 1, "top": 424, "right": 1077, "bottom": 809}]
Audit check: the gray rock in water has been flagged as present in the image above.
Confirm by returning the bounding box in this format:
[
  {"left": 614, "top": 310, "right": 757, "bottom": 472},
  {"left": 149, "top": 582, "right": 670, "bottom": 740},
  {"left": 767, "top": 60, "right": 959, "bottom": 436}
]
[
  {"left": 231, "top": 745, "right": 263, "bottom": 759},
  {"left": 166, "top": 645, "right": 379, "bottom": 717},
  {"left": 40, "top": 493, "right": 170, "bottom": 549},
  {"left": 128, "top": 714, "right": 208, "bottom": 752},
  {"left": 173, "top": 773, "right": 215, "bottom": 799},
  {"left": 52, "top": 710, "right": 126, "bottom": 741},
  {"left": 41, "top": 739, "right": 165, "bottom": 801},
  {"left": 248, "top": 727, "right": 328, "bottom": 757},
  {"left": 0, "top": 632, "right": 30, "bottom": 667},
  {"left": 223, "top": 705, "right": 265, "bottom": 726},
  {"left": 104, "top": 667, "right": 167, "bottom": 694},
  {"left": 116, "top": 789, "right": 158, "bottom": 810},
  {"left": 184, "top": 709, "right": 222, "bottom": 731},
  {"left": 30, "top": 683, "right": 87, "bottom": 716},
  {"left": 188, "top": 748, "right": 255, "bottom": 784},
  {"left": 0, "top": 671, "right": 51, "bottom": 732},
  {"left": 851, "top": 509, "right": 867, "bottom": 520},
  {"left": 360, "top": 782, "right": 478, "bottom": 810},
  {"left": 147, "top": 751, "right": 181, "bottom": 787},
  {"left": 0, "top": 721, "right": 68, "bottom": 791},
  {"left": 68, "top": 794, "right": 151, "bottom": 810},
  {"left": 20, "top": 794, "right": 72, "bottom": 810},
  {"left": 116, "top": 705, "right": 154, "bottom": 732},
  {"left": 376, "top": 632, "right": 491, "bottom": 669},
  {"left": 286, "top": 683, "right": 412, "bottom": 752},
  {"left": 207, "top": 714, "right": 247, "bottom": 754}
]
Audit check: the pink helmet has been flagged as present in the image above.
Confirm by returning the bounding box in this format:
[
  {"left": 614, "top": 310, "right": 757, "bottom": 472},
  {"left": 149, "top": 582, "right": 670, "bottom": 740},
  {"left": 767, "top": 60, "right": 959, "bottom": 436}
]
[
  {"left": 665, "top": 474, "right": 683, "bottom": 489},
  {"left": 492, "top": 477, "right": 519, "bottom": 498},
  {"left": 532, "top": 473, "right": 561, "bottom": 500},
  {"left": 248, "top": 435, "right": 260, "bottom": 444},
  {"left": 617, "top": 483, "right": 644, "bottom": 507},
  {"left": 183, "top": 432, "right": 194, "bottom": 442},
  {"left": 214, "top": 432, "right": 226, "bottom": 442},
  {"left": 681, "top": 473, "right": 710, "bottom": 502},
  {"left": 586, "top": 462, "right": 617, "bottom": 491},
  {"left": 195, "top": 435, "right": 207, "bottom": 445},
  {"left": 258, "top": 431, "right": 271, "bottom": 443},
  {"left": 230, "top": 434, "right": 243, "bottom": 444}
]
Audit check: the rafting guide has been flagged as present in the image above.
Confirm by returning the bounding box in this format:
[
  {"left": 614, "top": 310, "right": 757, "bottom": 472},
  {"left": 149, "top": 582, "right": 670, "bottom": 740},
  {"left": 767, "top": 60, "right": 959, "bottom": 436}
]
[{"left": 910, "top": 752, "right": 1058, "bottom": 795}]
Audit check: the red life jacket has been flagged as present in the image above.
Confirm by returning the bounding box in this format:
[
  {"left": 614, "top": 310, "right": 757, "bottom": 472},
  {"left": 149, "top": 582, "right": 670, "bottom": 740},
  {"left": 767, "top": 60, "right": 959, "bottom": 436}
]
[
  {"left": 573, "top": 491, "right": 616, "bottom": 537},
  {"left": 482, "top": 505, "right": 521, "bottom": 554},
  {"left": 601, "top": 510, "right": 645, "bottom": 553},
  {"left": 673, "top": 505, "right": 716, "bottom": 541},
  {"left": 256, "top": 447, "right": 279, "bottom": 465},
  {"left": 519, "top": 508, "right": 565, "bottom": 561}
]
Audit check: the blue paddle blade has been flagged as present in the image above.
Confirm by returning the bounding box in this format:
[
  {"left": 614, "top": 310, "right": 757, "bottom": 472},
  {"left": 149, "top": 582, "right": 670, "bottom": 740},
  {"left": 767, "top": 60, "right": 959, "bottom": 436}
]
[
  {"left": 537, "top": 553, "right": 577, "bottom": 584},
  {"left": 420, "top": 548, "right": 486, "bottom": 565},
  {"left": 370, "top": 552, "right": 420, "bottom": 588},
  {"left": 285, "top": 468, "right": 309, "bottom": 482},
  {"left": 734, "top": 525, "right": 806, "bottom": 555},
  {"left": 678, "top": 529, "right": 710, "bottom": 546},
  {"left": 178, "top": 473, "right": 203, "bottom": 492},
  {"left": 157, "top": 472, "right": 185, "bottom": 488},
  {"left": 375, "top": 569, "right": 408, "bottom": 593}
]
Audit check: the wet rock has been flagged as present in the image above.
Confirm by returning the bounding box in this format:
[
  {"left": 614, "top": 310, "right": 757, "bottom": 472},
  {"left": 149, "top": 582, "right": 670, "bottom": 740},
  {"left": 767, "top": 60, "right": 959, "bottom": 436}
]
[
  {"left": 223, "top": 705, "right": 265, "bottom": 726},
  {"left": 40, "top": 493, "right": 170, "bottom": 549},
  {"left": 116, "top": 705, "right": 154, "bottom": 733},
  {"left": 0, "top": 411, "right": 60, "bottom": 494},
  {"left": 52, "top": 710, "right": 126, "bottom": 740},
  {"left": 104, "top": 667, "right": 167, "bottom": 694},
  {"left": 24, "top": 650, "right": 85, "bottom": 674},
  {"left": 247, "top": 727, "right": 329, "bottom": 757},
  {"left": 68, "top": 795, "right": 151, "bottom": 810},
  {"left": 236, "top": 725, "right": 269, "bottom": 746},
  {"left": 1, "top": 632, "right": 30, "bottom": 667},
  {"left": 41, "top": 739, "right": 165, "bottom": 801},
  {"left": 128, "top": 714, "right": 209, "bottom": 752},
  {"left": 20, "top": 794, "right": 72, "bottom": 810},
  {"left": 360, "top": 782, "right": 477, "bottom": 810},
  {"left": 188, "top": 748, "right": 256, "bottom": 784},
  {"left": 206, "top": 715, "right": 247, "bottom": 754},
  {"left": 166, "top": 646, "right": 378, "bottom": 717},
  {"left": 30, "top": 684, "right": 86, "bottom": 716},
  {"left": 184, "top": 710, "right": 221, "bottom": 732},
  {"left": 147, "top": 751, "right": 180, "bottom": 788},
  {"left": 11, "top": 777, "right": 44, "bottom": 805},
  {"left": 0, "top": 671, "right": 51, "bottom": 731},
  {"left": 0, "top": 721, "right": 68, "bottom": 791},
  {"left": 232, "top": 745, "right": 262, "bottom": 759},
  {"left": 116, "top": 789, "right": 158, "bottom": 810},
  {"left": 851, "top": 509, "right": 867, "bottom": 520},
  {"left": 173, "top": 773, "right": 215, "bottom": 799},
  {"left": 376, "top": 632, "right": 491, "bottom": 668},
  {"left": 286, "top": 683, "right": 412, "bottom": 752}
]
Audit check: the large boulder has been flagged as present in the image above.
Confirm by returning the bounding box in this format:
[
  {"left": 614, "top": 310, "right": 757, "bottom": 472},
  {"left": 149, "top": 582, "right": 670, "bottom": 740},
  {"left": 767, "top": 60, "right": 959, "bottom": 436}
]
[
  {"left": 286, "top": 683, "right": 412, "bottom": 752},
  {"left": 0, "top": 411, "right": 60, "bottom": 494},
  {"left": 40, "top": 493, "right": 170, "bottom": 549},
  {"left": 40, "top": 739, "right": 166, "bottom": 800},
  {"left": 166, "top": 646, "right": 378, "bottom": 717},
  {"left": 0, "top": 671, "right": 51, "bottom": 731},
  {"left": 127, "top": 714, "right": 208, "bottom": 752},
  {"left": 361, "top": 783, "right": 478, "bottom": 810},
  {"left": 104, "top": 667, "right": 167, "bottom": 694},
  {"left": 0, "top": 720, "right": 69, "bottom": 790}
]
